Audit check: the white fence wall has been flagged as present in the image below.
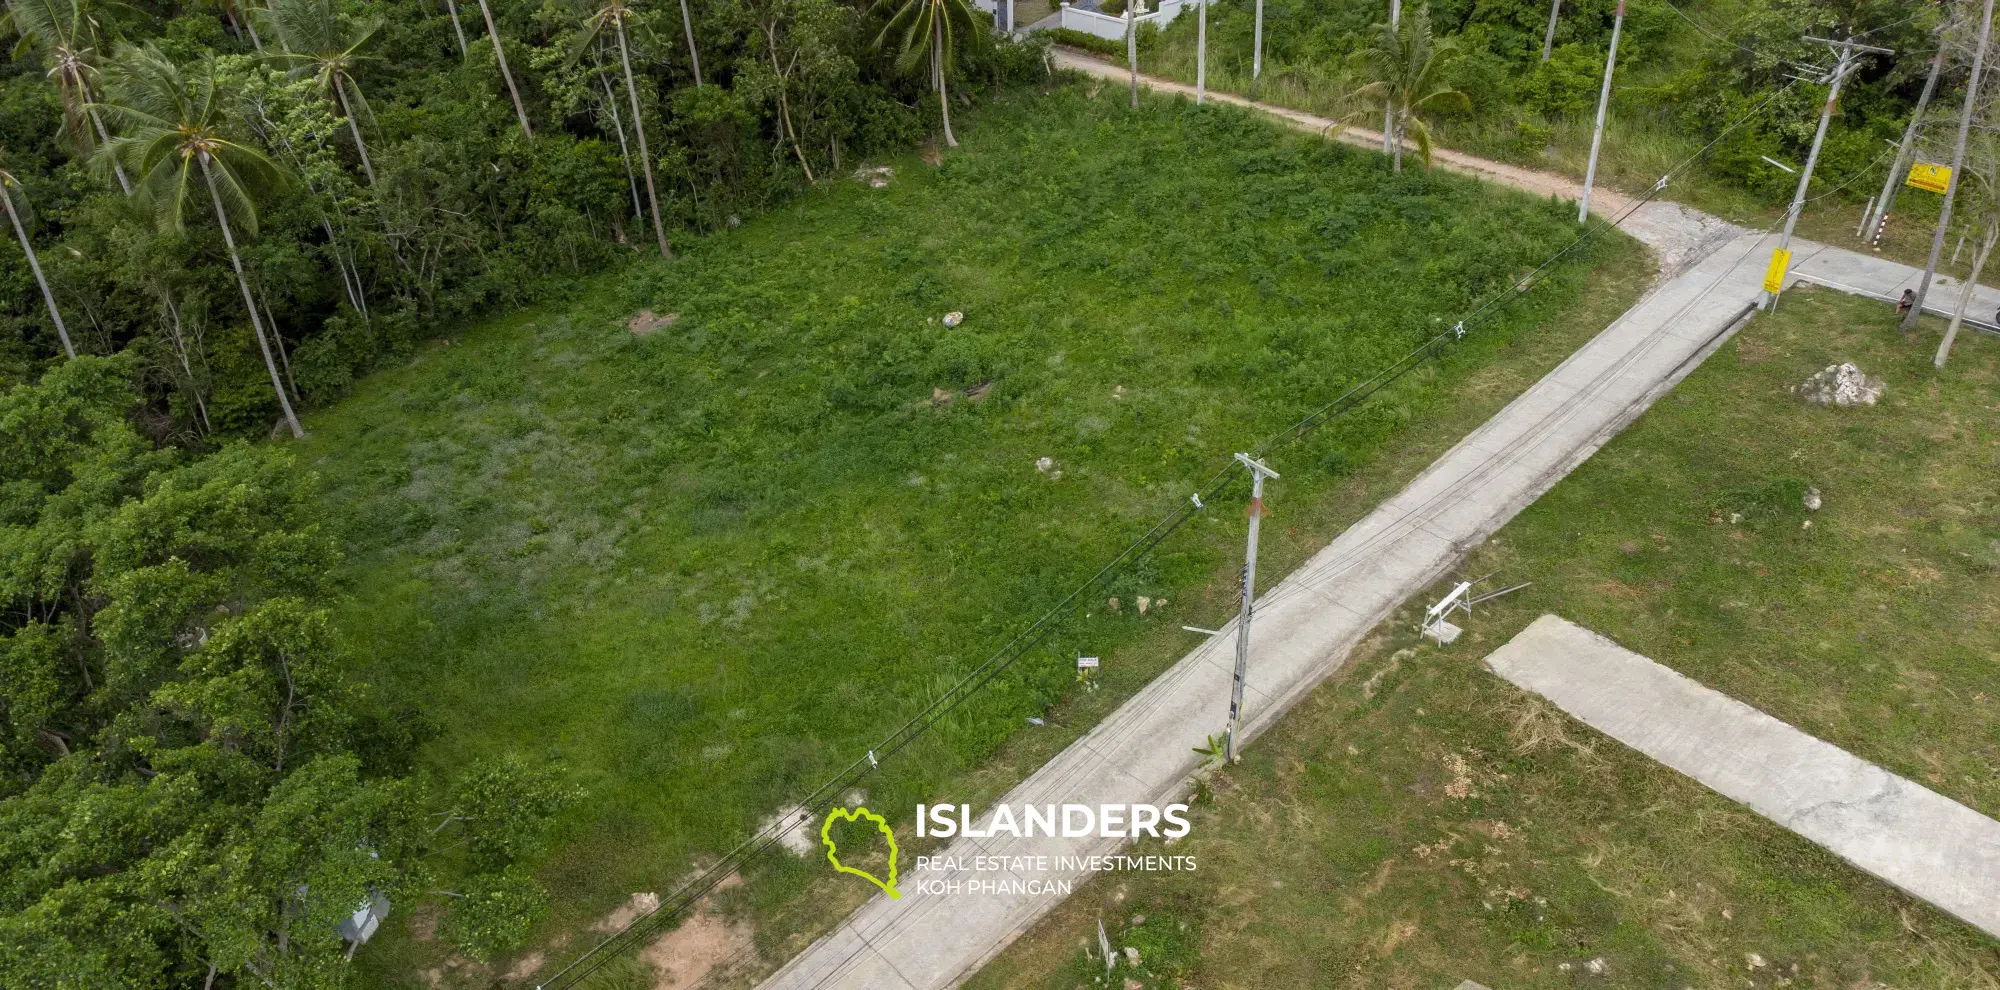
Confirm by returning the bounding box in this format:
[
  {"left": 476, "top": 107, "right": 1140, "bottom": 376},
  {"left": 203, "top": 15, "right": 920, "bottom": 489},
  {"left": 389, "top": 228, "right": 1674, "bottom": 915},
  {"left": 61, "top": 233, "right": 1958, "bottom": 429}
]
[
  {"left": 971, "top": 0, "right": 1205, "bottom": 39},
  {"left": 1055, "top": 0, "right": 1201, "bottom": 40}
]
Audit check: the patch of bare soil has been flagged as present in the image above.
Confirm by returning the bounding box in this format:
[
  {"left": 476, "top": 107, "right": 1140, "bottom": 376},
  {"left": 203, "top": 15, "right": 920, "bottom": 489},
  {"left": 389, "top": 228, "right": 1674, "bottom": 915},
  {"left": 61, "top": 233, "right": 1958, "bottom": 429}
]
[
  {"left": 628, "top": 310, "right": 679, "bottom": 336},
  {"left": 639, "top": 911, "right": 756, "bottom": 990},
  {"left": 409, "top": 904, "right": 441, "bottom": 942},
  {"left": 594, "top": 891, "right": 662, "bottom": 933},
  {"left": 503, "top": 951, "right": 544, "bottom": 983}
]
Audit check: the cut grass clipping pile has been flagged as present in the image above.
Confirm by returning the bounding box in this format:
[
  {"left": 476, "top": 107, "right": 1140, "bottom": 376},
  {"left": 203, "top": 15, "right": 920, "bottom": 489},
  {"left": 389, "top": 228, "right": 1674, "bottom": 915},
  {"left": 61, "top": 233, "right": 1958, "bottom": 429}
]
[
  {"left": 970, "top": 288, "right": 2000, "bottom": 988},
  {"left": 300, "top": 82, "right": 1631, "bottom": 982}
]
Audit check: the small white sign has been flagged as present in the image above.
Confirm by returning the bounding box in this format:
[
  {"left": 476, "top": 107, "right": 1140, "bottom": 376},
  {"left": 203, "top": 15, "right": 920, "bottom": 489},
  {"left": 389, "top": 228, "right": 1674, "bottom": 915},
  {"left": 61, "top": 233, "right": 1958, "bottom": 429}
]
[{"left": 1076, "top": 656, "right": 1100, "bottom": 669}]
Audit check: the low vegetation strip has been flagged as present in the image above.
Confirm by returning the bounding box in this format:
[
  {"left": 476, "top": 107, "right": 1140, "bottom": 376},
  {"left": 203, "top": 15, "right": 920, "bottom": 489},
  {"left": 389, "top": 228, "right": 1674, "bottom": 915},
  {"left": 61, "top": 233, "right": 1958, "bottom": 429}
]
[
  {"left": 301, "top": 84, "right": 1636, "bottom": 984},
  {"left": 1487, "top": 614, "right": 2000, "bottom": 940}
]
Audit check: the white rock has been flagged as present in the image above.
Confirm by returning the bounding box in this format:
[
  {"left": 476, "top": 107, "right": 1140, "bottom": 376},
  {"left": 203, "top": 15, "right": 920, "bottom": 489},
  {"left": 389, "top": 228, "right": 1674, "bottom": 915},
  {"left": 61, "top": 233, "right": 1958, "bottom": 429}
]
[
  {"left": 1122, "top": 946, "right": 1140, "bottom": 966},
  {"left": 942, "top": 311, "right": 964, "bottom": 328},
  {"left": 1035, "top": 456, "right": 1055, "bottom": 474},
  {"left": 1796, "top": 362, "right": 1884, "bottom": 407},
  {"left": 1804, "top": 487, "right": 1821, "bottom": 511},
  {"left": 1586, "top": 957, "right": 1607, "bottom": 974}
]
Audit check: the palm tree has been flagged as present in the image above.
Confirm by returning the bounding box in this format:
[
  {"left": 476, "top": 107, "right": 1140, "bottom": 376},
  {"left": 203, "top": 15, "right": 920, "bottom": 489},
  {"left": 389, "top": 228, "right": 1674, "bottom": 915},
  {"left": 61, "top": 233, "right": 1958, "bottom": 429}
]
[
  {"left": 474, "top": 0, "right": 534, "bottom": 139},
  {"left": 441, "top": 0, "right": 469, "bottom": 54},
  {"left": 8, "top": 0, "right": 132, "bottom": 193},
  {"left": 678, "top": 0, "right": 702, "bottom": 86},
  {"left": 572, "top": 0, "right": 670, "bottom": 258},
  {"left": 1347, "top": 7, "right": 1468, "bottom": 173},
  {"left": 96, "top": 43, "right": 304, "bottom": 438},
  {"left": 0, "top": 153, "right": 76, "bottom": 358},
  {"left": 263, "top": 0, "right": 382, "bottom": 185},
  {"left": 873, "top": 0, "right": 977, "bottom": 149}
]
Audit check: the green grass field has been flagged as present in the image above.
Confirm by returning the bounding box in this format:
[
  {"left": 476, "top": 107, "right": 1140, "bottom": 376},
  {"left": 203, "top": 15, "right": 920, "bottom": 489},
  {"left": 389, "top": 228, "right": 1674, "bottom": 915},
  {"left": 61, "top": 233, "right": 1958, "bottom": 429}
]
[
  {"left": 969, "top": 288, "right": 2000, "bottom": 988},
  {"left": 299, "top": 80, "right": 1644, "bottom": 984}
]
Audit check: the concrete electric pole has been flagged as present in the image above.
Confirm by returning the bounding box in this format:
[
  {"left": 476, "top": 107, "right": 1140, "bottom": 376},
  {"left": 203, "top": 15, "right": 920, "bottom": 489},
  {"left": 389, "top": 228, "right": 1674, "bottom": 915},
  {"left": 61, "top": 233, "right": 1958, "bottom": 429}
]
[
  {"left": 1223, "top": 453, "right": 1279, "bottom": 764},
  {"left": 1542, "top": 0, "right": 1561, "bottom": 62},
  {"left": 1577, "top": 0, "right": 1626, "bottom": 223},
  {"left": 1253, "top": 0, "right": 1265, "bottom": 82},
  {"left": 1196, "top": 0, "right": 1208, "bottom": 104},
  {"left": 1906, "top": 0, "right": 1995, "bottom": 331},
  {"left": 1127, "top": 7, "right": 1139, "bottom": 109},
  {"left": 1759, "top": 36, "right": 1893, "bottom": 310}
]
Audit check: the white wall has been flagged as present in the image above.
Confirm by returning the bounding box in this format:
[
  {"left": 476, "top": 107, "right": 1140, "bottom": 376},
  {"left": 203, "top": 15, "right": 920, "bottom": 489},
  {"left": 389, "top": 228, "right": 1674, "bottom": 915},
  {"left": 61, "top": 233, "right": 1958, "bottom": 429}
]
[{"left": 1054, "top": 0, "right": 1203, "bottom": 42}]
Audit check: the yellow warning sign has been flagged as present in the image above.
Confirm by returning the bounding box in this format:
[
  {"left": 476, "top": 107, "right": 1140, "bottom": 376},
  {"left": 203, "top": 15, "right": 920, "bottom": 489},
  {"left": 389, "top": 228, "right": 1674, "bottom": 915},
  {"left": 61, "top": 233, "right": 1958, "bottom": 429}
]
[
  {"left": 1907, "top": 162, "right": 1952, "bottom": 194},
  {"left": 1762, "top": 248, "right": 1792, "bottom": 294}
]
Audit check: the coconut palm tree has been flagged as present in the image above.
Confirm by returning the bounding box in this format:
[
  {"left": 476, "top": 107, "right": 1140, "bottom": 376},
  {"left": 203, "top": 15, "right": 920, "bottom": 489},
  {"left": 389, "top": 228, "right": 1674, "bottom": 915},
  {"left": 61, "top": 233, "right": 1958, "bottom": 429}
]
[
  {"left": 8, "top": 0, "right": 132, "bottom": 193},
  {"left": 0, "top": 153, "right": 75, "bottom": 358},
  {"left": 474, "top": 0, "right": 534, "bottom": 139},
  {"left": 95, "top": 43, "right": 304, "bottom": 438},
  {"left": 873, "top": 0, "right": 978, "bottom": 148},
  {"left": 263, "top": 0, "right": 382, "bottom": 184},
  {"left": 441, "top": 0, "right": 469, "bottom": 54},
  {"left": 572, "top": 0, "right": 670, "bottom": 258},
  {"left": 678, "top": 0, "right": 702, "bottom": 86},
  {"left": 1347, "top": 7, "right": 1468, "bottom": 173}
]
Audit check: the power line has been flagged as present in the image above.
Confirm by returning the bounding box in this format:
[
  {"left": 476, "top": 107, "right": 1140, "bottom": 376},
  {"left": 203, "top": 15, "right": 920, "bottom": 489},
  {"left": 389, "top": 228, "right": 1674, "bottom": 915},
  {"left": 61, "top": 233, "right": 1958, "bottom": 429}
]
[{"left": 532, "top": 63, "right": 1809, "bottom": 990}]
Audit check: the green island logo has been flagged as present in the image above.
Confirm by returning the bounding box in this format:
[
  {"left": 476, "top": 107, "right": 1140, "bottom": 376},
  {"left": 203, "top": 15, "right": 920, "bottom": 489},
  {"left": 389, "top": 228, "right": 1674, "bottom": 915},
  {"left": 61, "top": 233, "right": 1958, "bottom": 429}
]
[{"left": 821, "top": 806, "right": 901, "bottom": 899}]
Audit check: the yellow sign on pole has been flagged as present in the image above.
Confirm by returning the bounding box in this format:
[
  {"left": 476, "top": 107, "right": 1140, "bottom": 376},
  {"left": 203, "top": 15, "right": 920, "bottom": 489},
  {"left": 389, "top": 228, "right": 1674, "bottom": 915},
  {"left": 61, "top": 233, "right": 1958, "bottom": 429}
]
[
  {"left": 1907, "top": 162, "right": 1952, "bottom": 194},
  {"left": 1763, "top": 248, "right": 1792, "bottom": 294}
]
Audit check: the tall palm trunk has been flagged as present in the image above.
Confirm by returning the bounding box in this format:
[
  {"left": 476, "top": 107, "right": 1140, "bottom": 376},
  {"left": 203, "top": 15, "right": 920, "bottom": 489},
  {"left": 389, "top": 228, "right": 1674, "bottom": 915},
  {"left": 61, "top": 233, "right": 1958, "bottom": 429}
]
[
  {"left": 600, "top": 73, "right": 644, "bottom": 219},
  {"left": 442, "top": 0, "right": 470, "bottom": 55},
  {"left": 334, "top": 77, "right": 377, "bottom": 185},
  {"left": 678, "top": 0, "right": 704, "bottom": 87},
  {"left": 615, "top": 18, "right": 671, "bottom": 258},
  {"left": 477, "top": 0, "right": 534, "bottom": 139},
  {"left": 934, "top": 22, "right": 956, "bottom": 148},
  {"left": 2, "top": 182, "right": 75, "bottom": 359},
  {"left": 1939, "top": 217, "right": 1998, "bottom": 368},
  {"left": 1391, "top": 108, "right": 1404, "bottom": 173},
  {"left": 200, "top": 154, "right": 303, "bottom": 439}
]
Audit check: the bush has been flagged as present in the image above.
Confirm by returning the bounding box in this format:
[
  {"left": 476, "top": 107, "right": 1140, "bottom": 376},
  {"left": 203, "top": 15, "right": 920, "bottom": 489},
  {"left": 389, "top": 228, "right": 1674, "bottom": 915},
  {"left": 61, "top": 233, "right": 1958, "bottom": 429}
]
[
  {"left": 1519, "top": 43, "right": 1605, "bottom": 119},
  {"left": 1048, "top": 27, "right": 1125, "bottom": 58}
]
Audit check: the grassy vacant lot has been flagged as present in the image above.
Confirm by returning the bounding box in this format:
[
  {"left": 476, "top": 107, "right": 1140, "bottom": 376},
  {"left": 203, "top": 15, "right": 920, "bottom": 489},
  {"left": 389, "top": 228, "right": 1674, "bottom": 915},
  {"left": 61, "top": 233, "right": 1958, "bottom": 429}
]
[
  {"left": 969, "top": 289, "right": 2000, "bottom": 989},
  {"left": 304, "top": 80, "right": 1642, "bottom": 984}
]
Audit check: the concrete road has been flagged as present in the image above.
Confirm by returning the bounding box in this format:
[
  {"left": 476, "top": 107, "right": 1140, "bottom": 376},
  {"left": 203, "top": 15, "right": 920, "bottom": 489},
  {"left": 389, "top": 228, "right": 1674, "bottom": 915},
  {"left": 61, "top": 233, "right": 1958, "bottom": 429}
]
[
  {"left": 1486, "top": 615, "right": 2000, "bottom": 940},
  {"left": 758, "top": 61, "right": 1995, "bottom": 990}
]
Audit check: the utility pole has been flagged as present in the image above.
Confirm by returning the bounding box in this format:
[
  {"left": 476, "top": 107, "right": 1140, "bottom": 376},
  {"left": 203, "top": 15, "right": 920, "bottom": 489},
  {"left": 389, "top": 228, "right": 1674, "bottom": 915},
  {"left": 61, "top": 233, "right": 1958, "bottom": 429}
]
[
  {"left": 1868, "top": 41, "right": 1948, "bottom": 248},
  {"left": 1223, "top": 453, "right": 1279, "bottom": 765},
  {"left": 1541, "top": 0, "right": 1561, "bottom": 62},
  {"left": 1760, "top": 37, "right": 1894, "bottom": 310},
  {"left": 1196, "top": 0, "right": 1208, "bottom": 104},
  {"left": 1577, "top": 0, "right": 1626, "bottom": 223},
  {"left": 1253, "top": 0, "right": 1265, "bottom": 83},
  {"left": 1384, "top": 0, "right": 1400, "bottom": 156},
  {"left": 1907, "top": 0, "right": 1995, "bottom": 332},
  {"left": 1127, "top": 7, "right": 1139, "bottom": 109}
]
